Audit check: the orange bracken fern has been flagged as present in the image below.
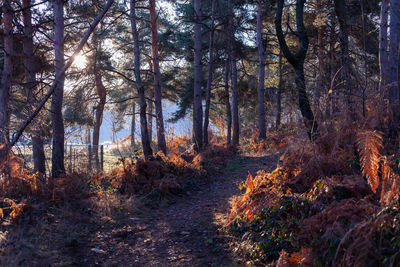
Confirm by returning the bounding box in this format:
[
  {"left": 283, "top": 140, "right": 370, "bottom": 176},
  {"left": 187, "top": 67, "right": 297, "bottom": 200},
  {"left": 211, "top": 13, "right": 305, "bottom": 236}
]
[{"left": 356, "top": 130, "right": 382, "bottom": 193}]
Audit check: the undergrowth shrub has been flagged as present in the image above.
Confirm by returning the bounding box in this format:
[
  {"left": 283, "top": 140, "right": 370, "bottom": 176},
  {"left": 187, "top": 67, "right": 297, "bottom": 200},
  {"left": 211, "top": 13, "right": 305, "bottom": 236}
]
[
  {"left": 0, "top": 137, "right": 234, "bottom": 224},
  {"left": 297, "top": 198, "right": 378, "bottom": 265},
  {"left": 193, "top": 144, "right": 236, "bottom": 169},
  {"left": 229, "top": 196, "right": 311, "bottom": 263},
  {"left": 242, "top": 126, "right": 298, "bottom": 155},
  {"left": 334, "top": 204, "right": 400, "bottom": 266},
  {"left": 0, "top": 198, "right": 29, "bottom": 222},
  {"left": 108, "top": 155, "right": 193, "bottom": 195},
  {"left": 226, "top": 113, "right": 400, "bottom": 266},
  {"left": 167, "top": 136, "right": 192, "bottom": 156}
]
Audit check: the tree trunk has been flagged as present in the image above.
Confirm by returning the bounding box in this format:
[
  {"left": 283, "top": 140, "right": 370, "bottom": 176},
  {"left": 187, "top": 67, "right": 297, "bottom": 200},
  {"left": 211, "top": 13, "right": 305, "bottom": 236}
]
[
  {"left": 86, "top": 125, "right": 91, "bottom": 145},
  {"left": 231, "top": 13, "right": 240, "bottom": 146},
  {"left": 51, "top": 0, "right": 66, "bottom": 178},
  {"left": 231, "top": 44, "right": 239, "bottom": 146},
  {"left": 295, "top": 67, "right": 316, "bottom": 136},
  {"left": 131, "top": 101, "right": 136, "bottom": 147},
  {"left": 23, "top": 0, "right": 46, "bottom": 173},
  {"left": 203, "top": 0, "right": 216, "bottom": 146},
  {"left": 193, "top": 0, "right": 203, "bottom": 151},
  {"left": 224, "top": 53, "right": 232, "bottom": 146},
  {"left": 333, "top": 0, "right": 351, "bottom": 109},
  {"left": 0, "top": 0, "right": 13, "bottom": 145},
  {"left": 149, "top": 0, "right": 167, "bottom": 154},
  {"left": 256, "top": 0, "right": 266, "bottom": 139},
  {"left": 360, "top": 0, "right": 367, "bottom": 117},
  {"left": 276, "top": 50, "right": 282, "bottom": 129},
  {"left": 389, "top": 0, "right": 399, "bottom": 105},
  {"left": 146, "top": 57, "right": 153, "bottom": 146},
  {"left": 388, "top": 0, "right": 400, "bottom": 138},
  {"left": 315, "top": 0, "right": 325, "bottom": 109},
  {"left": 130, "top": 0, "right": 153, "bottom": 159},
  {"left": 275, "top": 0, "right": 317, "bottom": 139},
  {"left": 93, "top": 73, "right": 106, "bottom": 169},
  {"left": 148, "top": 89, "right": 153, "bottom": 144},
  {"left": 328, "top": 18, "right": 337, "bottom": 116},
  {"left": 379, "top": 0, "right": 389, "bottom": 93},
  {"left": 92, "top": 29, "right": 106, "bottom": 169},
  {"left": 314, "top": 28, "right": 323, "bottom": 107}
]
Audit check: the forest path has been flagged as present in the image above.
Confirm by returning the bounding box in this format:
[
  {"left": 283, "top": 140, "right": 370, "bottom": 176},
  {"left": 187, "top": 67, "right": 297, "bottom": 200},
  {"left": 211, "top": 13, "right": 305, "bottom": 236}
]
[{"left": 84, "top": 154, "right": 279, "bottom": 266}]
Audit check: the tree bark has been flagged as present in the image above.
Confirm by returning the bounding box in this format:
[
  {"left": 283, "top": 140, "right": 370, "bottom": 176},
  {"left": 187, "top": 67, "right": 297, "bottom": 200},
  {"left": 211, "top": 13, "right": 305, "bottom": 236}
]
[
  {"left": 203, "top": 0, "right": 216, "bottom": 146},
  {"left": 148, "top": 89, "right": 153, "bottom": 144},
  {"left": 276, "top": 50, "right": 282, "bottom": 129},
  {"left": 86, "top": 125, "right": 91, "bottom": 145},
  {"left": 92, "top": 28, "right": 107, "bottom": 169},
  {"left": 149, "top": 0, "right": 167, "bottom": 154},
  {"left": 389, "top": 0, "right": 400, "bottom": 105},
  {"left": 315, "top": 0, "right": 325, "bottom": 108},
  {"left": 131, "top": 101, "right": 136, "bottom": 147},
  {"left": 275, "top": 0, "right": 317, "bottom": 139},
  {"left": 231, "top": 42, "right": 239, "bottom": 145},
  {"left": 51, "top": 0, "right": 66, "bottom": 178},
  {"left": 315, "top": 27, "right": 323, "bottom": 105},
  {"left": 0, "top": 0, "right": 13, "bottom": 145},
  {"left": 23, "top": 0, "right": 46, "bottom": 173},
  {"left": 328, "top": 17, "right": 337, "bottom": 116},
  {"left": 379, "top": 0, "right": 389, "bottom": 93},
  {"left": 333, "top": 0, "right": 351, "bottom": 109},
  {"left": 360, "top": 0, "right": 367, "bottom": 117},
  {"left": 193, "top": 0, "right": 203, "bottom": 151},
  {"left": 93, "top": 74, "right": 106, "bottom": 169},
  {"left": 130, "top": 0, "right": 153, "bottom": 159},
  {"left": 224, "top": 52, "right": 232, "bottom": 146},
  {"left": 256, "top": 0, "right": 266, "bottom": 139},
  {"left": 230, "top": 8, "right": 239, "bottom": 146},
  {"left": 146, "top": 57, "right": 153, "bottom": 146}
]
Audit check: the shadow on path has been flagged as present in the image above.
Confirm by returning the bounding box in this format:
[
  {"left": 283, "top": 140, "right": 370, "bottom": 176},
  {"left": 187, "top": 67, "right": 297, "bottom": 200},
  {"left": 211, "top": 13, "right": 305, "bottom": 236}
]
[{"left": 84, "top": 154, "right": 279, "bottom": 266}]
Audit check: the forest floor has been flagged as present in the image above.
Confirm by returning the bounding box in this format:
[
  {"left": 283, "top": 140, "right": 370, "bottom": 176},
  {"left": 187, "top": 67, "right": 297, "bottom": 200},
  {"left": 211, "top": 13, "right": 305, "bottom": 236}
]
[
  {"left": 1, "top": 153, "right": 279, "bottom": 266},
  {"left": 83, "top": 154, "right": 278, "bottom": 267}
]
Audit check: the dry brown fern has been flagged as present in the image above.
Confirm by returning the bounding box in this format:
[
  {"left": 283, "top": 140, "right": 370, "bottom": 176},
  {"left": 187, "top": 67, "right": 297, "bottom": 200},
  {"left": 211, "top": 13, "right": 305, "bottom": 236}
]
[
  {"left": 356, "top": 130, "right": 383, "bottom": 193},
  {"left": 380, "top": 157, "right": 400, "bottom": 206}
]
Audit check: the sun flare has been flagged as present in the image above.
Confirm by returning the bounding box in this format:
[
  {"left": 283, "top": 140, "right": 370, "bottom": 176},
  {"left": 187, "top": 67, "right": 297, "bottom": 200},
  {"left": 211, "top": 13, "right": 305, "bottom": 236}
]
[{"left": 73, "top": 54, "right": 87, "bottom": 69}]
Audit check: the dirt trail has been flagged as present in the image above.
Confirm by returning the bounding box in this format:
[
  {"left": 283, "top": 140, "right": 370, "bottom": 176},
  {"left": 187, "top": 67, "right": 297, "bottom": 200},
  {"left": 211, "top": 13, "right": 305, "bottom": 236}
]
[{"left": 84, "top": 154, "right": 278, "bottom": 266}]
